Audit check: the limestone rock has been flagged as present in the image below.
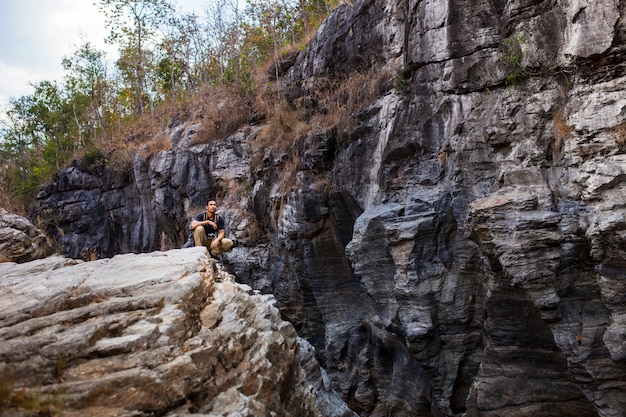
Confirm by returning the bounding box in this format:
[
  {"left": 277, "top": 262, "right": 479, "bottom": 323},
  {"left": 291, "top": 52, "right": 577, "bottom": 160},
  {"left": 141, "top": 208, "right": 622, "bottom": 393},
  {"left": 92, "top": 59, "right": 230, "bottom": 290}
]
[
  {"left": 0, "top": 208, "right": 54, "bottom": 263},
  {"left": 26, "top": 0, "right": 626, "bottom": 416},
  {"left": 0, "top": 248, "right": 343, "bottom": 417}
]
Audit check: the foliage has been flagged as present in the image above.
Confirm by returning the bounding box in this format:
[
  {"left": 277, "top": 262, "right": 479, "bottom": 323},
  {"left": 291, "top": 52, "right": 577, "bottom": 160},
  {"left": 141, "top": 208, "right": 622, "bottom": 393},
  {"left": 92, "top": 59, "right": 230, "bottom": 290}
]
[
  {"left": 0, "top": 0, "right": 341, "bottom": 211},
  {"left": 1, "top": 80, "right": 82, "bottom": 203},
  {"left": 501, "top": 32, "right": 526, "bottom": 86},
  {"left": 393, "top": 72, "right": 410, "bottom": 93},
  {"left": 98, "top": 0, "right": 175, "bottom": 115}
]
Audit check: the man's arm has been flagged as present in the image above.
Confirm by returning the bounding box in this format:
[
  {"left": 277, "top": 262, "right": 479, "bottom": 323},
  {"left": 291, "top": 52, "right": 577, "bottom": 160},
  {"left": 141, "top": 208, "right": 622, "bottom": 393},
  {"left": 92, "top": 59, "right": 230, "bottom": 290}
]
[
  {"left": 191, "top": 215, "right": 217, "bottom": 230},
  {"left": 209, "top": 229, "right": 225, "bottom": 250},
  {"left": 190, "top": 213, "right": 201, "bottom": 229}
]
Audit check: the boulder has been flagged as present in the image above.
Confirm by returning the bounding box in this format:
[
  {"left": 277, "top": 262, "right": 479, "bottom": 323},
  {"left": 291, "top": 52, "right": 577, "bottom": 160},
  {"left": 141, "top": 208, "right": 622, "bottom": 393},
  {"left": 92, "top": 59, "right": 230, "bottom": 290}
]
[
  {"left": 0, "top": 248, "right": 351, "bottom": 416},
  {"left": 0, "top": 208, "right": 54, "bottom": 263}
]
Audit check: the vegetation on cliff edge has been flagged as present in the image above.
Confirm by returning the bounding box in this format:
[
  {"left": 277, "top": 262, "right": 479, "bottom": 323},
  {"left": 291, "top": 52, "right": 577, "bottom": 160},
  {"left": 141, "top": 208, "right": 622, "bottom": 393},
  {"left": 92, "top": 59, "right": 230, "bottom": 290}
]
[{"left": 0, "top": 0, "right": 343, "bottom": 213}]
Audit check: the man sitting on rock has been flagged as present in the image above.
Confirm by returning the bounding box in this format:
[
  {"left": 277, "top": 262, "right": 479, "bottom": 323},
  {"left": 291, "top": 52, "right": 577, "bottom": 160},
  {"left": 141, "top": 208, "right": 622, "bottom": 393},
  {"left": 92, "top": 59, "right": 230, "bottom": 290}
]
[{"left": 191, "top": 199, "right": 234, "bottom": 256}]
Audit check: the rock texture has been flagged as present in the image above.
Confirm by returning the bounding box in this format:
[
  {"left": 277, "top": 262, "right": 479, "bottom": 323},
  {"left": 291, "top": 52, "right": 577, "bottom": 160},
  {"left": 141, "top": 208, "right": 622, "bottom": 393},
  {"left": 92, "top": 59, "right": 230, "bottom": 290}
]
[
  {"left": 29, "top": 0, "right": 626, "bottom": 416},
  {"left": 0, "top": 248, "right": 354, "bottom": 416},
  {"left": 30, "top": 129, "right": 252, "bottom": 259},
  {"left": 0, "top": 208, "right": 54, "bottom": 263}
]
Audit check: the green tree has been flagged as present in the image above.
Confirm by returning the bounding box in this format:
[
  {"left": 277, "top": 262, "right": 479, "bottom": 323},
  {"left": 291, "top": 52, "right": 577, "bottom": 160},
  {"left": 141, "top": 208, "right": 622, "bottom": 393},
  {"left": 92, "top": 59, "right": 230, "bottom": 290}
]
[
  {"left": 157, "top": 14, "right": 200, "bottom": 98},
  {"left": 0, "top": 0, "right": 342, "bottom": 208},
  {"left": 0, "top": 100, "right": 37, "bottom": 176},
  {"left": 97, "top": 0, "right": 174, "bottom": 116},
  {"left": 177, "top": 13, "right": 210, "bottom": 89},
  {"left": 62, "top": 42, "right": 111, "bottom": 143},
  {"left": 241, "top": 0, "right": 337, "bottom": 79},
  {"left": 245, "top": 0, "right": 286, "bottom": 81},
  {"left": 0, "top": 81, "right": 78, "bottom": 200},
  {"left": 13, "top": 81, "right": 73, "bottom": 168}
]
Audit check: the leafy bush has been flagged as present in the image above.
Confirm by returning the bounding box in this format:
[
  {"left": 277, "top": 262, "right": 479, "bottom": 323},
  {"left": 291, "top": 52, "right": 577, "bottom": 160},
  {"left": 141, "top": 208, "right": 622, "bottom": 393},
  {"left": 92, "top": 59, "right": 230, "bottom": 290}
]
[{"left": 501, "top": 33, "right": 526, "bottom": 85}]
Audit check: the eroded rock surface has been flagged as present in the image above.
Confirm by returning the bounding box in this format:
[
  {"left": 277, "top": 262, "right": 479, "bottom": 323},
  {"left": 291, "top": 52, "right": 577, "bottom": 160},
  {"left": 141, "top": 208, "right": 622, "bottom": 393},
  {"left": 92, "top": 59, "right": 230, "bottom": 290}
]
[
  {"left": 0, "top": 248, "right": 352, "bottom": 416},
  {"left": 0, "top": 208, "right": 54, "bottom": 263},
  {"left": 28, "top": 0, "right": 626, "bottom": 416}
]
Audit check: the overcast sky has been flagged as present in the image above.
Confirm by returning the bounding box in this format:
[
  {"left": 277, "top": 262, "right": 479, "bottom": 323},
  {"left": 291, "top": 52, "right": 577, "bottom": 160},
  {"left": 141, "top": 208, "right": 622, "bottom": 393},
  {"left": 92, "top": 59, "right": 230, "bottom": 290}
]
[{"left": 0, "top": 0, "right": 206, "bottom": 109}]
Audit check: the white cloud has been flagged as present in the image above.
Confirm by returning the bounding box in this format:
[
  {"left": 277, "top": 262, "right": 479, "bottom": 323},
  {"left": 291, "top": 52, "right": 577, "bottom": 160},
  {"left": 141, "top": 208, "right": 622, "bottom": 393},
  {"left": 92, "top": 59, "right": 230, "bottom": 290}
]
[
  {"left": 0, "top": 61, "right": 48, "bottom": 102},
  {"left": 0, "top": 0, "right": 208, "bottom": 107},
  {"left": 0, "top": 1, "right": 111, "bottom": 103}
]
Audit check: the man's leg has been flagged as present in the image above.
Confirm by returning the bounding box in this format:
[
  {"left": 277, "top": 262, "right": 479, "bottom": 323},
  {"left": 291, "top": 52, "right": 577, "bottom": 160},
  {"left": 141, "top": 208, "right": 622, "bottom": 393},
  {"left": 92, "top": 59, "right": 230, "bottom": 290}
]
[
  {"left": 193, "top": 227, "right": 211, "bottom": 250},
  {"left": 210, "top": 238, "right": 234, "bottom": 256}
]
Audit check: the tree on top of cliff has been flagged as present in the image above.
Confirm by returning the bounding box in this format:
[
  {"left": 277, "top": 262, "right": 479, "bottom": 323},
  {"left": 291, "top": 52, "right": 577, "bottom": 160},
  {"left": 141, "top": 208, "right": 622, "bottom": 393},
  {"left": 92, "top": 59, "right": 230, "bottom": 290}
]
[
  {"left": 97, "top": 0, "right": 175, "bottom": 116},
  {"left": 0, "top": 0, "right": 341, "bottom": 213}
]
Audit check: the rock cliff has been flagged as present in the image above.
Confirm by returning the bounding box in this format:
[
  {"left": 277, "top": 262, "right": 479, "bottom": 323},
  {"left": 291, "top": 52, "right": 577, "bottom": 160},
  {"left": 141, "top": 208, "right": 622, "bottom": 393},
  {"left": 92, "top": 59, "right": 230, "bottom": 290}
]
[
  {"left": 0, "top": 248, "right": 353, "bottom": 416},
  {"left": 28, "top": 0, "right": 626, "bottom": 416}
]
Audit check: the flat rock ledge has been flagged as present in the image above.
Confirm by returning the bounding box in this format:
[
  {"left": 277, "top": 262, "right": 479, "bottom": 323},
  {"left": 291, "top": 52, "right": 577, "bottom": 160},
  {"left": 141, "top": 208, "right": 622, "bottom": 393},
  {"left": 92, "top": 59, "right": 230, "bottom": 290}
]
[{"left": 0, "top": 248, "right": 350, "bottom": 417}]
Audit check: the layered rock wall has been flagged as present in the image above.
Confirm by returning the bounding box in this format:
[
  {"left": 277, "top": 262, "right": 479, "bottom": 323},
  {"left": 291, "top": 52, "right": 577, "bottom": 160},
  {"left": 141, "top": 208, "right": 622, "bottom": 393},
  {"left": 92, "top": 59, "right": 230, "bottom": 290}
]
[{"left": 28, "top": 0, "right": 626, "bottom": 416}]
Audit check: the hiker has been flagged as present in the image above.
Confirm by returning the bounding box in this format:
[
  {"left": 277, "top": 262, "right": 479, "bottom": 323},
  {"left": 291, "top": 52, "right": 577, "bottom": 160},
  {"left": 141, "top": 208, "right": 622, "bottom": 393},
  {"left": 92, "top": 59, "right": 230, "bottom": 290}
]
[{"left": 191, "top": 199, "right": 234, "bottom": 256}]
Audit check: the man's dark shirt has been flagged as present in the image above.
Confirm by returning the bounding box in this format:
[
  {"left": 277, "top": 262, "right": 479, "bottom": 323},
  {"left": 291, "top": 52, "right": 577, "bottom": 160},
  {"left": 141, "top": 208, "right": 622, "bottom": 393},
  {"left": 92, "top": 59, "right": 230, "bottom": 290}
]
[{"left": 193, "top": 212, "right": 224, "bottom": 238}]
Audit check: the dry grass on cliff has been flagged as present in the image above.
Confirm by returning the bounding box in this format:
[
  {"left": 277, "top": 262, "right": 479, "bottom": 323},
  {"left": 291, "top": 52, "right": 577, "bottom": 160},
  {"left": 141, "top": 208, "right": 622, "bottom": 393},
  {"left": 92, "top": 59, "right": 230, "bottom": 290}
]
[
  {"left": 269, "top": 153, "right": 301, "bottom": 230},
  {"left": 43, "top": 49, "right": 390, "bottom": 213},
  {"left": 0, "top": 373, "right": 63, "bottom": 415},
  {"left": 242, "top": 68, "right": 391, "bottom": 223},
  {"left": 253, "top": 102, "right": 309, "bottom": 154},
  {"left": 82, "top": 83, "right": 252, "bottom": 171},
  {"left": 320, "top": 70, "right": 390, "bottom": 134},
  {"left": 138, "top": 132, "right": 172, "bottom": 160},
  {"left": 252, "top": 68, "right": 390, "bottom": 157},
  {"left": 613, "top": 122, "right": 626, "bottom": 150},
  {"left": 0, "top": 180, "right": 23, "bottom": 215},
  {"left": 76, "top": 106, "right": 176, "bottom": 172},
  {"left": 551, "top": 111, "right": 571, "bottom": 162},
  {"left": 187, "top": 85, "right": 252, "bottom": 145},
  {"left": 553, "top": 111, "right": 571, "bottom": 140}
]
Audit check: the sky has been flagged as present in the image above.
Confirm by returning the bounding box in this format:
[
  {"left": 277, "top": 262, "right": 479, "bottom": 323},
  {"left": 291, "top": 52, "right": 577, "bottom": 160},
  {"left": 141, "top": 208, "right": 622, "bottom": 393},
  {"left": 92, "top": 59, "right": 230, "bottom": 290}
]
[{"left": 0, "top": 0, "right": 207, "bottom": 110}]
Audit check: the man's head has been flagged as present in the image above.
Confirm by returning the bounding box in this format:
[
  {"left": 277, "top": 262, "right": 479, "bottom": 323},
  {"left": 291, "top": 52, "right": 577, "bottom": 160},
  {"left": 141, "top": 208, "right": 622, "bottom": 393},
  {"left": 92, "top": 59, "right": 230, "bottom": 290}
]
[{"left": 206, "top": 200, "right": 217, "bottom": 213}]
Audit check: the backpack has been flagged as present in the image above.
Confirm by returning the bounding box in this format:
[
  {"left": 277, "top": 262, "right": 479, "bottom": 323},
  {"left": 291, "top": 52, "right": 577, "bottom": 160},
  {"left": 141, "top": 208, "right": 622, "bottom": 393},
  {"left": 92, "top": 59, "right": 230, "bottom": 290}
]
[{"left": 182, "top": 213, "right": 221, "bottom": 248}]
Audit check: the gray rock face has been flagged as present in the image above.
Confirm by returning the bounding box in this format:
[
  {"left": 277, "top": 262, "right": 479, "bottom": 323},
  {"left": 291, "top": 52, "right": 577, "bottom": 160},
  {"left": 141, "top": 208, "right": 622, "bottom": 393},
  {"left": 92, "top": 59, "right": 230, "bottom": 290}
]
[
  {"left": 0, "top": 208, "right": 54, "bottom": 263},
  {"left": 31, "top": 127, "right": 256, "bottom": 260},
  {"left": 0, "top": 248, "right": 352, "bottom": 417},
  {"left": 29, "top": 0, "right": 626, "bottom": 416}
]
